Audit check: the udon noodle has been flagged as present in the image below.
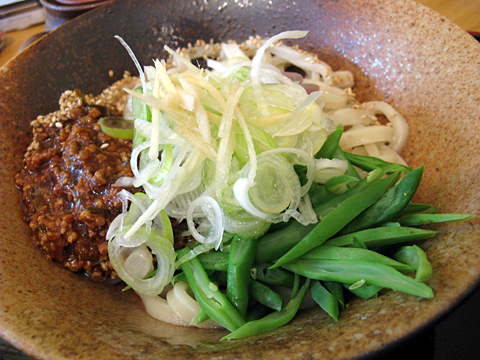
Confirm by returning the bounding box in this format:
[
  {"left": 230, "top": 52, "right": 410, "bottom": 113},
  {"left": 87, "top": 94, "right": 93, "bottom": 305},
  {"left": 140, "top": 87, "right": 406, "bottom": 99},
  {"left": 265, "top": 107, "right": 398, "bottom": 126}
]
[{"left": 118, "top": 32, "right": 410, "bottom": 328}]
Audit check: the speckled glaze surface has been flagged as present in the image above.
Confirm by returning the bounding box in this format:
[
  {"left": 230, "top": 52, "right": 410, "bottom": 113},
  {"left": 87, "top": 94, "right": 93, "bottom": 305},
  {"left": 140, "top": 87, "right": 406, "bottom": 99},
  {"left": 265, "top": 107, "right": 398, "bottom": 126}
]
[{"left": 0, "top": 0, "right": 479, "bottom": 359}]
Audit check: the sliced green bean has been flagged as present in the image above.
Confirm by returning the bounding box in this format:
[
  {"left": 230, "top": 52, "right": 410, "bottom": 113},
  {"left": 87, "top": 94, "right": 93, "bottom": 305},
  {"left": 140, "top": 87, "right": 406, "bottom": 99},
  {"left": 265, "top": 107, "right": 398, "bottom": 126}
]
[
  {"left": 249, "top": 280, "right": 283, "bottom": 312},
  {"left": 324, "top": 226, "right": 437, "bottom": 248},
  {"left": 191, "top": 308, "right": 210, "bottom": 325},
  {"left": 398, "top": 203, "right": 438, "bottom": 216},
  {"left": 323, "top": 281, "right": 345, "bottom": 309},
  {"left": 344, "top": 283, "right": 382, "bottom": 299},
  {"left": 314, "top": 167, "right": 391, "bottom": 220},
  {"left": 311, "top": 280, "right": 339, "bottom": 320},
  {"left": 255, "top": 221, "right": 317, "bottom": 265},
  {"left": 394, "top": 245, "right": 432, "bottom": 282},
  {"left": 332, "top": 147, "right": 361, "bottom": 180},
  {"left": 255, "top": 169, "right": 390, "bottom": 265},
  {"left": 198, "top": 251, "right": 229, "bottom": 271},
  {"left": 282, "top": 259, "right": 433, "bottom": 298},
  {"left": 178, "top": 247, "right": 245, "bottom": 332},
  {"left": 398, "top": 213, "right": 474, "bottom": 227},
  {"left": 343, "top": 151, "right": 412, "bottom": 175},
  {"left": 291, "top": 273, "right": 301, "bottom": 298},
  {"left": 227, "top": 236, "right": 257, "bottom": 318},
  {"left": 221, "top": 278, "right": 311, "bottom": 340},
  {"left": 325, "top": 175, "right": 359, "bottom": 195},
  {"left": 315, "top": 125, "right": 343, "bottom": 159},
  {"left": 253, "top": 264, "right": 296, "bottom": 287},
  {"left": 272, "top": 174, "right": 399, "bottom": 268},
  {"left": 338, "top": 166, "right": 424, "bottom": 235},
  {"left": 300, "top": 245, "right": 414, "bottom": 273},
  {"left": 245, "top": 303, "right": 272, "bottom": 322},
  {"left": 352, "top": 237, "right": 368, "bottom": 249},
  {"left": 210, "top": 270, "right": 228, "bottom": 284},
  {"left": 297, "top": 170, "right": 336, "bottom": 208}
]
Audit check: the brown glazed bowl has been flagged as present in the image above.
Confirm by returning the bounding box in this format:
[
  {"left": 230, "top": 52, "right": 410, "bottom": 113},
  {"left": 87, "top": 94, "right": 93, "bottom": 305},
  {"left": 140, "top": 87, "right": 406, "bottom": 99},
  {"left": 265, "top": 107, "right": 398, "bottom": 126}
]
[{"left": 0, "top": 0, "right": 479, "bottom": 359}]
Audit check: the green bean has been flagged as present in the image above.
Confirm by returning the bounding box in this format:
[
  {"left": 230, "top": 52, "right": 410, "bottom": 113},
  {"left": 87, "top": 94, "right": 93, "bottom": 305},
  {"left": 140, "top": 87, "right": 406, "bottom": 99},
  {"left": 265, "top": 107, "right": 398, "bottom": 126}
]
[
  {"left": 257, "top": 168, "right": 388, "bottom": 261},
  {"left": 311, "top": 280, "right": 339, "bottom": 320},
  {"left": 315, "top": 125, "right": 343, "bottom": 159},
  {"left": 255, "top": 171, "right": 392, "bottom": 265},
  {"left": 325, "top": 175, "right": 359, "bottom": 195},
  {"left": 424, "top": 205, "right": 440, "bottom": 214},
  {"left": 299, "top": 172, "right": 336, "bottom": 208},
  {"left": 245, "top": 303, "right": 272, "bottom": 322},
  {"left": 314, "top": 167, "right": 391, "bottom": 220},
  {"left": 191, "top": 308, "right": 210, "bottom": 325},
  {"left": 352, "top": 237, "right": 368, "bottom": 249},
  {"left": 177, "top": 247, "right": 245, "bottom": 332},
  {"left": 338, "top": 166, "right": 424, "bottom": 235},
  {"left": 300, "top": 245, "right": 414, "bottom": 273},
  {"left": 314, "top": 125, "right": 360, "bottom": 181},
  {"left": 324, "top": 226, "right": 437, "bottom": 248},
  {"left": 398, "top": 203, "right": 437, "bottom": 216},
  {"left": 344, "top": 283, "right": 382, "bottom": 299},
  {"left": 272, "top": 174, "right": 399, "bottom": 268},
  {"left": 210, "top": 270, "right": 228, "bottom": 284},
  {"left": 291, "top": 273, "right": 301, "bottom": 298},
  {"left": 343, "top": 151, "right": 412, "bottom": 175},
  {"left": 227, "top": 236, "right": 257, "bottom": 318},
  {"left": 249, "top": 280, "right": 283, "bottom": 312},
  {"left": 282, "top": 259, "right": 433, "bottom": 298},
  {"left": 198, "top": 251, "right": 229, "bottom": 271},
  {"left": 221, "top": 278, "right": 311, "bottom": 340},
  {"left": 255, "top": 221, "right": 317, "bottom": 265},
  {"left": 324, "top": 281, "right": 345, "bottom": 309},
  {"left": 309, "top": 182, "right": 336, "bottom": 208},
  {"left": 296, "top": 169, "right": 336, "bottom": 208},
  {"left": 332, "top": 147, "right": 361, "bottom": 180},
  {"left": 253, "top": 264, "right": 296, "bottom": 287},
  {"left": 394, "top": 245, "right": 432, "bottom": 282},
  {"left": 398, "top": 213, "right": 474, "bottom": 227}
]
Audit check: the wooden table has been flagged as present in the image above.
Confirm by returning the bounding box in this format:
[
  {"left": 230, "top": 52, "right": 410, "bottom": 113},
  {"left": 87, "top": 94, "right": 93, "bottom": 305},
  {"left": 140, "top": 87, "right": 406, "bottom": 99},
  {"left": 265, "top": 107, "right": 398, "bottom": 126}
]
[{"left": 1, "top": 1, "right": 479, "bottom": 68}]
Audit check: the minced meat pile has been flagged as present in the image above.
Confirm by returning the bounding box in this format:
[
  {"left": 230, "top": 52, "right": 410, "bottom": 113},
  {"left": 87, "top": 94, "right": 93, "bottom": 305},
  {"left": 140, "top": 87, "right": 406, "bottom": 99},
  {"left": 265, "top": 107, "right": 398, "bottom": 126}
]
[
  {"left": 15, "top": 102, "right": 135, "bottom": 281},
  {"left": 16, "top": 76, "right": 191, "bottom": 282}
]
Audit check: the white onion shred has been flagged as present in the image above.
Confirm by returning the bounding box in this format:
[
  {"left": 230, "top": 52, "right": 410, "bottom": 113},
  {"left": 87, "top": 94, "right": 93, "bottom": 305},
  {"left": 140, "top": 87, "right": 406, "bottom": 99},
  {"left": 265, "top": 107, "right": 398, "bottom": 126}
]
[{"left": 108, "top": 30, "right": 411, "bottom": 329}]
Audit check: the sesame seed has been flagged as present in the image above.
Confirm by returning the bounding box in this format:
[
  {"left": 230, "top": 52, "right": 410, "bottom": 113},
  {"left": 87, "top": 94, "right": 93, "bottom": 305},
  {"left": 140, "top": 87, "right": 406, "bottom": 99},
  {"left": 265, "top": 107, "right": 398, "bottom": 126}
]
[{"left": 100, "top": 143, "right": 109, "bottom": 149}]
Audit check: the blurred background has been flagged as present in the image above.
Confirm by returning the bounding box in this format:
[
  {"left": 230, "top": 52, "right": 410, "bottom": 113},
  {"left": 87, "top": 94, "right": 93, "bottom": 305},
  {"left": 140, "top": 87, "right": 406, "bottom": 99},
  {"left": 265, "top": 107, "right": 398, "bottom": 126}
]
[{"left": 0, "top": 0, "right": 479, "bottom": 67}]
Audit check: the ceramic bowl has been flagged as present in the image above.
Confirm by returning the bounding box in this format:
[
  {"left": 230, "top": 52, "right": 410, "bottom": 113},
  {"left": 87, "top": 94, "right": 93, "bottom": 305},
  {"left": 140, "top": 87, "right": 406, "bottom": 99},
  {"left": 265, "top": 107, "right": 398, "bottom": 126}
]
[{"left": 0, "top": 0, "right": 479, "bottom": 359}]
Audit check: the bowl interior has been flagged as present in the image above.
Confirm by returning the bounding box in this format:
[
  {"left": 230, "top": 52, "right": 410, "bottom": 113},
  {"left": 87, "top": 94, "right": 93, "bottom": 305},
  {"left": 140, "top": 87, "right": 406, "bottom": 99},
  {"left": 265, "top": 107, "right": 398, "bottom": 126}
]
[{"left": 1, "top": 0, "right": 479, "bottom": 359}]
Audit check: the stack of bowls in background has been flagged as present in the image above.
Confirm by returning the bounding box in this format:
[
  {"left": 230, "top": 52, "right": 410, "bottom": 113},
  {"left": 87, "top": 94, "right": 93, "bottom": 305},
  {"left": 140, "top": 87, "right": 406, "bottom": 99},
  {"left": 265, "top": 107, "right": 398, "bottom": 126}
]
[{"left": 40, "top": 0, "right": 112, "bottom": 31}]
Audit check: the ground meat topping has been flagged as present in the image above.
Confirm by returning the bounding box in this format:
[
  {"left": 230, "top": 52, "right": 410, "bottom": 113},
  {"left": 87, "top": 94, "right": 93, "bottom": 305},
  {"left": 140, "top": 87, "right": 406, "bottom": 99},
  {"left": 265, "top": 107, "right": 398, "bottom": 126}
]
[{"left": 16, "top": 102, "right": 135, "bottom": 281}]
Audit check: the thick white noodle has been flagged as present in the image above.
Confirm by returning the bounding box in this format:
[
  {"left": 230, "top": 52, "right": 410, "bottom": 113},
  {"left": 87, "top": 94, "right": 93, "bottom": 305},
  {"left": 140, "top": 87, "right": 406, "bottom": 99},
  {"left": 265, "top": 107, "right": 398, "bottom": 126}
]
[
  {"left": 363, "top": 101, "right": 409, "bottom": 153},
  {"left": 339, "top": 125, "right": 394, "bottom": 150},
  {"left": 114, "top": 32, "right": 411, "bottom": 329}
]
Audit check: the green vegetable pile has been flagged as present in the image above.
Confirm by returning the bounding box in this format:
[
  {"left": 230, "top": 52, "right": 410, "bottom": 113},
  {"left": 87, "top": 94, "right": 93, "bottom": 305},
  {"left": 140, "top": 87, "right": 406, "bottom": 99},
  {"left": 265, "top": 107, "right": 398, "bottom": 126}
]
[
  {"left": 174, "top": 127, "right": 471, "bottom": 339},
  {"left": 105, "top": 31, "right": 472, "bottom": 340}
]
